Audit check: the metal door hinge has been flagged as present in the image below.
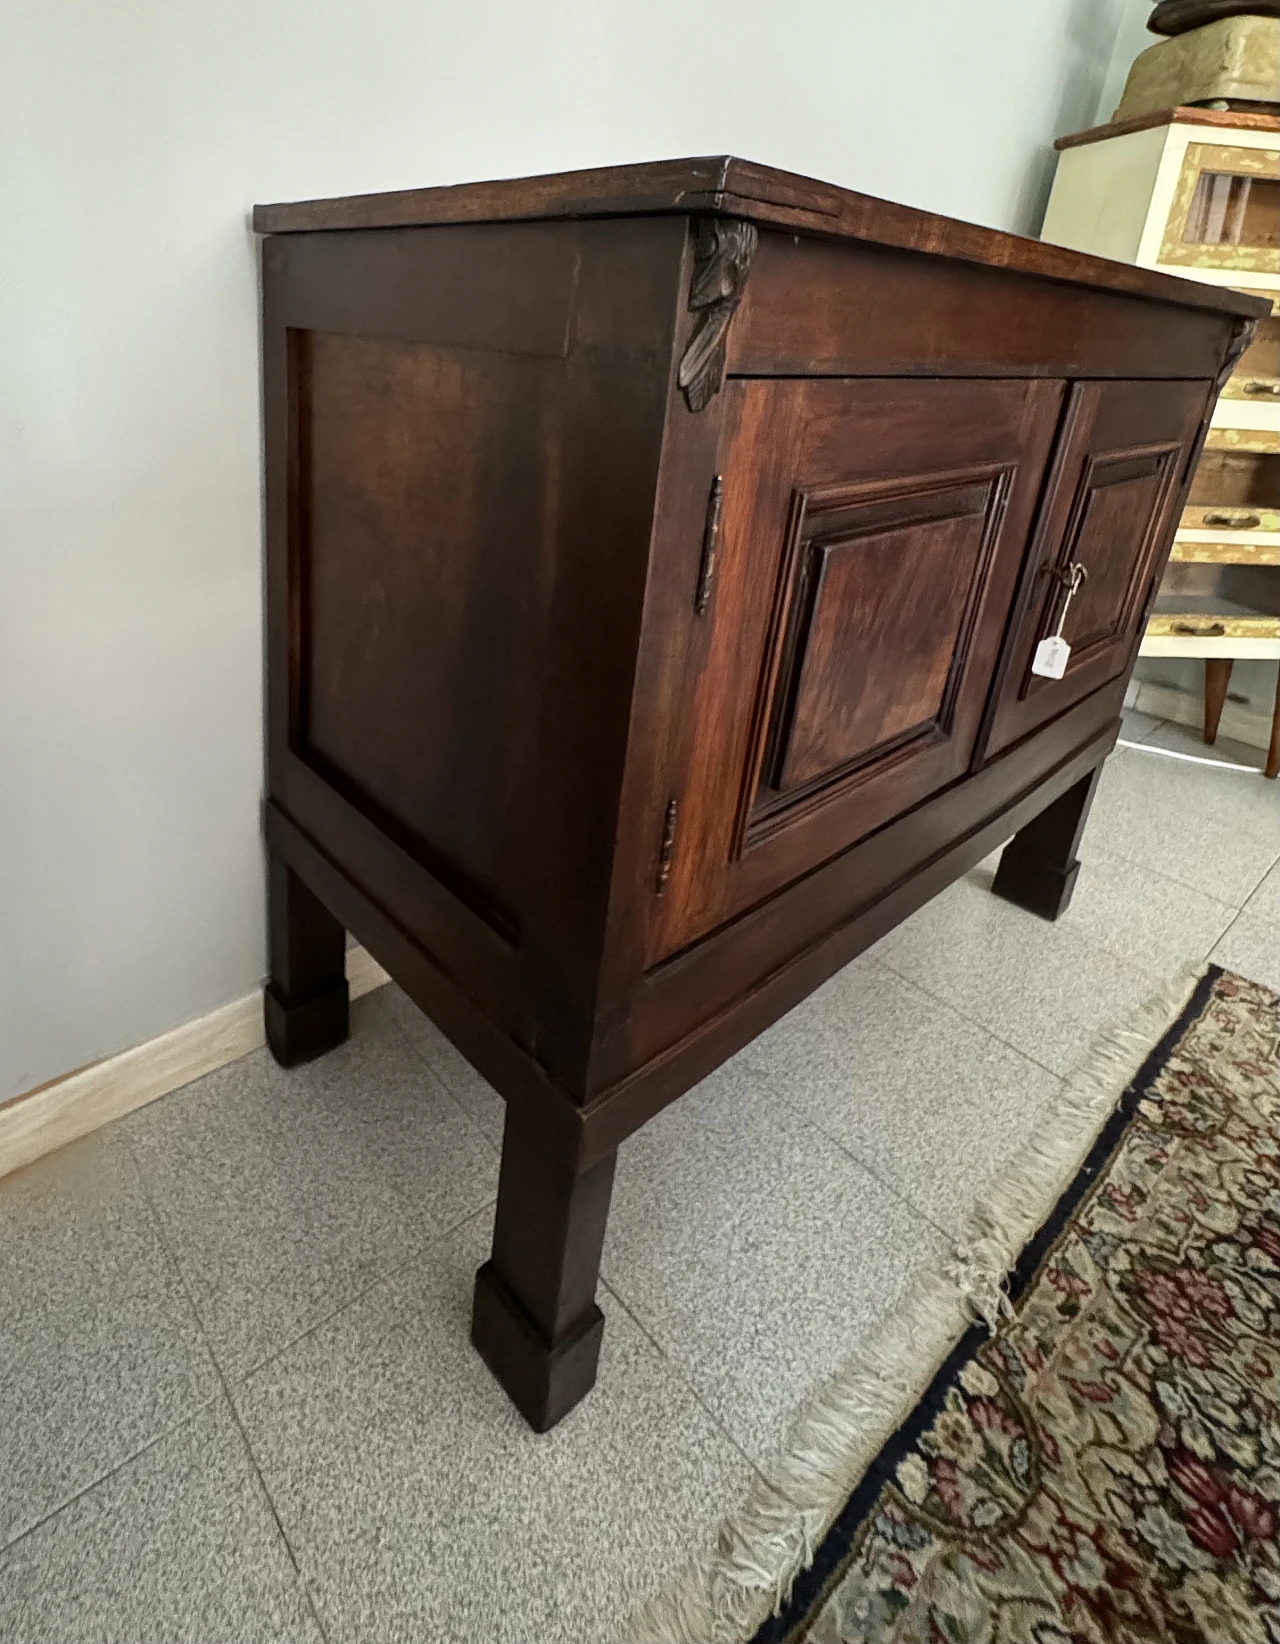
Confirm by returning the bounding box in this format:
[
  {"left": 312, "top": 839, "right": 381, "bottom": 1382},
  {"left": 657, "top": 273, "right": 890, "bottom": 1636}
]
[
  {"left": 655, "top": 799, "right": 679, "bottom": 894},
  {"left": 694, "top": 475, "right": 724, "bottom": 616}
]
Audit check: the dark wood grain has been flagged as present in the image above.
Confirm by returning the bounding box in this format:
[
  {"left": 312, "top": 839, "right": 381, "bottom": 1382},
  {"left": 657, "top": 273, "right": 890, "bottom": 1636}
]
[
  {"left": 264, "top": 854, "right": 349, "bottom": 1066},
  {"left": 583, "top": 704, "right": 1123, "bottom": 1159},
  {"left": 771, "top": 492, "right": 1007, "bottom": 791},
  {"left": 730, "top": 231, "right": 1239, "bottom": 382},
  {"left": 253, "top": 156, "right": 1268, "bottom": 325},
  {"left": 981, "top": 379, "right": 1211, "bottom": 760},
  {"left": 473, "top": 1099, "right": 616, "bottom": 1431},
  {"left": 256, "top": 159, "right": 1254, "bottom": 1430},
  {"left": 298, "top": 327, "right": 558, "bottom": 938},
  {"left": 990, "top": 762, "right": 1104, "bottom": 920},
  {"left": 1148, "top": 0, "right": 1280, "bottom": 38},
  {"left": 645, "top": 376, "right": 1064, "bottom": 965},
  {"left": 1204, "top": 657, "right": 1234, "bottom": 744}
]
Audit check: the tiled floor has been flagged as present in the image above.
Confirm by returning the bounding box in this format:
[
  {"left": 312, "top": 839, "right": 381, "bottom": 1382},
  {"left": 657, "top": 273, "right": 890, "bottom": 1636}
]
[{"left": 2, "top": 712, "right": 1277, "bottom": 1642}]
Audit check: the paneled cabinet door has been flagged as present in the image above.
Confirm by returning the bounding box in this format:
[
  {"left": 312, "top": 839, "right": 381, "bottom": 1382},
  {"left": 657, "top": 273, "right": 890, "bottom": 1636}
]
[
  {"left": 646, "top": 377, "right": 1065, "bottom": 965},
  {"left": 982, "top": 378, "right": 1211, "bottom": 760}
]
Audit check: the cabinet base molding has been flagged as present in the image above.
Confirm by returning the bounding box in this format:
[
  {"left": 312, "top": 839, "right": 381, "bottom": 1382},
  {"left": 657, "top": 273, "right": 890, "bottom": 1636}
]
[{"left": 0, "top": 947, "right": 388, "bottom": 1183}]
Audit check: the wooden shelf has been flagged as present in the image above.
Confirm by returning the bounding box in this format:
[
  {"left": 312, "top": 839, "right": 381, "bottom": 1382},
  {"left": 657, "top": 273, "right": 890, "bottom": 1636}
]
[
  {"left": 1142, "top": 610, "right": 1280, "bottom": 658},
  {"left": 1180, "top": 503, "right": 1279, "bottom": 533},
  {"left": 1170, "top": 538, "right": 1280, "bottom": 565},
  {"left": 1147, "top": 612, "right": 1279, "bottom": 639},
  {"left": 1206, "top": 427, "right": 1280, "bottom": 453}
]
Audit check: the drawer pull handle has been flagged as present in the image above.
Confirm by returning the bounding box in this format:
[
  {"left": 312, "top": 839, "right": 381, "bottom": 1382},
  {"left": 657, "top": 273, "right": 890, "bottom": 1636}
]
[
  {"left": 1242, "top": 380, "right": 1280, "bottom": 397},
  {"left": 1172, "top": 622, "right": 1226, "bottom": 637},
  {"left": 1202, "top": 511, "right": 1261, "bottom": 529}
]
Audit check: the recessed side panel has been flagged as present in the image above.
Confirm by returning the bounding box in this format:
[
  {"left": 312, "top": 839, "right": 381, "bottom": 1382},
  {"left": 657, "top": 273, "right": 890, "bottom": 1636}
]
[{"left": 292, "top": 327, "right": 563, "bottom": 938}]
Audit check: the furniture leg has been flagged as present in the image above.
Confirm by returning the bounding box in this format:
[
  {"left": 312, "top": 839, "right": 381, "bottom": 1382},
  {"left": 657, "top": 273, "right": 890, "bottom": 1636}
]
[
  {"left": 1267, "top": 663, "right": 1280, "bottom": 782},
  {"left": 264, "top": 852, "right": 350, "bottom": 1067},
  {"left": 991, "top": 761, "right": 1104, "bottom": 921},
  {"left": 472, "top": 1100, "right": 616, "bottom": 1432},
  {"left": 1203, "top": 657, "right": 1233, "bottom": 746}
]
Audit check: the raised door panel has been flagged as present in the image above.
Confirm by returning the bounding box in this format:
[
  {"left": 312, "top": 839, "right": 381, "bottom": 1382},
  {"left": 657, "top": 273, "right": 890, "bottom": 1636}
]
[
  {"left": 647, "top": 376, "right": 1065, "bottom": 965},
  {"left": 983, "top": 378, "right": 1211, "bottom": 758},
  {"left": 755, "top": 473, "right": 1004, "bottom": 830}
]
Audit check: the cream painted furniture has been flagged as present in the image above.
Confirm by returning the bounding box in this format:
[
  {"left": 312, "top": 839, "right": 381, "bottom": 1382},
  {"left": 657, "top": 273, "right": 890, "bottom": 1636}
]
[
  {"left": 1114, "top": 14, "right": 1279, "bottom": 125},
  {"left": 1043, "top": 107, "right": 1280, "bottom": 776}
]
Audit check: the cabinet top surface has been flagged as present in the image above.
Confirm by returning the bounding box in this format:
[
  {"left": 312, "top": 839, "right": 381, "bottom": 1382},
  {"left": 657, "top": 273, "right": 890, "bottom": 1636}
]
[
  {"left": 253, "top": 153, "right": 1268, "bottom": 321},
  {"left": 1056, "top": 104, "right": 1280, "bottom": 151}
]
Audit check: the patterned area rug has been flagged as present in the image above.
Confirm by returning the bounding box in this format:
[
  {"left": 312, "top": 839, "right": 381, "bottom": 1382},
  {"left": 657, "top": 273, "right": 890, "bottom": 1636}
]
[{"left": 629, "top": 968, "right": 1280, "bottom": 1644}]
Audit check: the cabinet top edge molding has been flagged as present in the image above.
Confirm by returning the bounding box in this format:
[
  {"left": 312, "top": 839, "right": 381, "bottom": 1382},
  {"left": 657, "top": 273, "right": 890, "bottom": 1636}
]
[
  {"left": 252, "top": 154, "right": 1267, "bottom": 322},
  {"left": 1056, "top": 105, "right": 1280, "bottom": 151}
]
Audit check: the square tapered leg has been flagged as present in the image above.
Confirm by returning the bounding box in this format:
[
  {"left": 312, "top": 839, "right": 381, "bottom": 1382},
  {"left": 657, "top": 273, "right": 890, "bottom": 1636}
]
[
  {"left": 264, "top": 853, "right": 349, "bottom": 1067},
  {"left": 991, "top": 761, "right": 1104, "bottom": 922},
  {"left": 472, "top": 1099, "right": 616, "bottom": 1432}
]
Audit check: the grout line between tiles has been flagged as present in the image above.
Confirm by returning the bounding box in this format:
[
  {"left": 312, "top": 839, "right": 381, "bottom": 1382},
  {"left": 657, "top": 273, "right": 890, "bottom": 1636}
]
[
  {"left": 967, "top": 863, "right": 1234, "bottom": 979},
  {"left": 859, "top": 952, "right": 1071, "bottom": 1083},
  {"left": 733, "top": 1048, "right": 961, "bottom": 1242},
  {"left": 1211, "top": 894, "right": 1273, "bottom": 951},
  {"left": 811, "top": 1130, "right": 958, "bottom": 1244},
  {"left": 223, "top": 1196, "right": 499, "bottom": 1395},
  {"left": 1121, "top": 714, "right": 1167, "bottom": 744},
  {"left": 736, "top": 962, "right": 1078, "bottom": 1239},
  {"left": 109, "top": 998, "right": 501, "bottom": 1396},
  {"left": 1080, "top": 841, "right": 1243, "bottom": 919},
  {"left": 117, "top": 1127, "right": 332, "bottom": 1643},
  {"left": 0, "top": 1141, "right": 224, "bottom": 1560},
  {"left": 1087, "top": 828, "right": 1280, "bottom": 909},
  {"left": 0, "top": 1410, "right": 211, "bottom": 1566},
  {"left": 597, "top": 1275, "right": 774, "bottom": 1492},
  {"left": 370, "top": 989, "right": 503, "bottom": 1157}
]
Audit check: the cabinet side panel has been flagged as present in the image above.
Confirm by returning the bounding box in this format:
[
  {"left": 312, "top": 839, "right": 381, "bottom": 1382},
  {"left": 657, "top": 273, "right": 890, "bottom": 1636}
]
[
  {"left": 295, "top": 329, "right": 562, "bottom": 937},
  {"left": 261, "top": 222, "right": 582, "bottom": 1044},
  {"left": 1040, "top": 127, "right": 1169, "bottom": 265},
  {"left": 264, "top": 217, "right": 689, "bottom": 1094}
]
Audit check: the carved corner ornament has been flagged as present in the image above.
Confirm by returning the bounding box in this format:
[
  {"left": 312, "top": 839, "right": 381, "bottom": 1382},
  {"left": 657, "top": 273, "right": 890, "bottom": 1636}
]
[
  {"left": 677, "top": 218, "right": 758, "bottom": 413},
  {"left": 1217, "top": 314, "right": 1255, "bottom": 389}
]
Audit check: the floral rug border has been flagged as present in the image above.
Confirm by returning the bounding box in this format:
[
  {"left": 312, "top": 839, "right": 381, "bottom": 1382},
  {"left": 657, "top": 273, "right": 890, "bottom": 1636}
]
[
  {"left": 622, "top": 963, "right": 1229, "bottom": 1644},
  {"left": 748, "top": 965, "right": 1227, "bottom": 1642}
]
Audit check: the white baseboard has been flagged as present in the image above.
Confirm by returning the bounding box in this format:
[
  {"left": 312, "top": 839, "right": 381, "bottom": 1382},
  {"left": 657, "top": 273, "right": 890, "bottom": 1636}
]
[
  {"left": 1130, "top": 679, "right": 1274, "bottom": 753},
  {"left": 0, "top": 948, "right": 390, "bottom": 1183}
]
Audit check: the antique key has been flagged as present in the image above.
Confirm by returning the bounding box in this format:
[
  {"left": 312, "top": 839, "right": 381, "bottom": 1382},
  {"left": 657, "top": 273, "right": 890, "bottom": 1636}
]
[{"left": 1032, "top": 562, "right": 1087, "bottom": 680}]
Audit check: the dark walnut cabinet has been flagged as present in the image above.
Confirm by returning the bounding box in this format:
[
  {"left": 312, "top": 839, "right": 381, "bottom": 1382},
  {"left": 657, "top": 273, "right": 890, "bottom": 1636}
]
[{"left": 253, "top": 157, "right": 1265, "bottom": 1431}]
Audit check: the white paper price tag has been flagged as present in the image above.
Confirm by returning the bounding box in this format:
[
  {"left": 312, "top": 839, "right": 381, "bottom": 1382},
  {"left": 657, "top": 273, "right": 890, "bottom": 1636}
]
[
  {"left": 1032, "top": 634, "right": 1071, "bottom": 679},
  {"left": 1032, "top": 561, "right": 1086, "bottom": 682}
]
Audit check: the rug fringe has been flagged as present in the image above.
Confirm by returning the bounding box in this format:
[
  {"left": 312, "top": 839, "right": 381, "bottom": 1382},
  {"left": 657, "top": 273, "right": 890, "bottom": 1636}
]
[{"left": 619, "top": 963, "right": 1206, "bottom": 1644}]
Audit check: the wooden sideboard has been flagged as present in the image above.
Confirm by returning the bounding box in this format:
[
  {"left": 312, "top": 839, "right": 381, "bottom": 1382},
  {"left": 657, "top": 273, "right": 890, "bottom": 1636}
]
[{"left": 253, "top": 157, "right": 1266, "bottom": 1430}]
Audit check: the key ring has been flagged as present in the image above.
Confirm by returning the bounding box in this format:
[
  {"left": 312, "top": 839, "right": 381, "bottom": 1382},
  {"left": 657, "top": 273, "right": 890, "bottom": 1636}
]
[{"left": 1045, "top": 560, "right": 1088, "bottom": 593}]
